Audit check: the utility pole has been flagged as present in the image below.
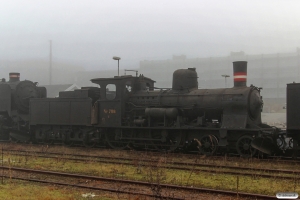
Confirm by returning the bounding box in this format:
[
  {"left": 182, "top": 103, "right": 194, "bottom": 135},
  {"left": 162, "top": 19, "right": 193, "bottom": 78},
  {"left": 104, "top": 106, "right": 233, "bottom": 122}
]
[
  {"left": 297, "top": 48, "right": 300, "bottom": 82},
  {"left": 49, "top": 40, "right": 52, "bottom": 85},
  {"left": 222, "top": 74, "right": 230, "bottom": 88},
  {"left": 261, "top": 54, "right": 264, "bottom": 87},
  {"left": 113, "top": 56, "right": 121, "bottom": 76},
  {"left": 277, "top": 53, "right": 279, "bottom": 98}
]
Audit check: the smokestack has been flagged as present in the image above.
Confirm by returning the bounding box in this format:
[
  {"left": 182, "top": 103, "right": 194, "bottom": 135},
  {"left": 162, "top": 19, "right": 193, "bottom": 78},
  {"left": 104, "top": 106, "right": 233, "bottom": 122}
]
[
  {"left": 233, "top": 61, "right": 247, "bottom": 87},
  {"left": 9, "top": 72, "right": 20, "bottom": 82}
]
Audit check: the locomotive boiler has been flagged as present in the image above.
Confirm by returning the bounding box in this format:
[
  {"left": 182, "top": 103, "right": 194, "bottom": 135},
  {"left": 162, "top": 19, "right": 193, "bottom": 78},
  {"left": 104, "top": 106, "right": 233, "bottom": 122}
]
[{"left": 129, "top": 62, "right": 263, "bottom": 130}]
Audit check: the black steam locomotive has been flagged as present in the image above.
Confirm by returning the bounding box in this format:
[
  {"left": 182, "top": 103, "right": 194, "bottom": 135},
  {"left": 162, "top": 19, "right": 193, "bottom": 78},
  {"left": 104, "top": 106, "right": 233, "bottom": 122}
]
[
  {"left": 0, "top": 73, "right": 46, "bottom": 141},
  {"left": 0, "top": 61, "right": 297, "bottom": 157}
]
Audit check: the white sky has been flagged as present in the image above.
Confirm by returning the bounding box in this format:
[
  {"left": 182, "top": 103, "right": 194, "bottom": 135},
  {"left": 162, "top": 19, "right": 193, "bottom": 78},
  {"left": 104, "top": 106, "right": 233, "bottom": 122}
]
[{"left": 1, "top": 0, "right": 300, "bottom": 70}]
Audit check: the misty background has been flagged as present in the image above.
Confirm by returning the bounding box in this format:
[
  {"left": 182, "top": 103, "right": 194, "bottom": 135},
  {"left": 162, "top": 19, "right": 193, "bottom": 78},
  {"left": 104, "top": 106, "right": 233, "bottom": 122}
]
[{"left": 0, "top": 0, "right": 299, "bottom": 91}]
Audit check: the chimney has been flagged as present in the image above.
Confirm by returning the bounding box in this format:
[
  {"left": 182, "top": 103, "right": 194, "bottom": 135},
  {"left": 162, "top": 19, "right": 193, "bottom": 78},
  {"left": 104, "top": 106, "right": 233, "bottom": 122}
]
[
  {"left": 9, "top": 72, "right": 20, "bottom": 82},
  {"left": 233, "top": 61, "right": 247, "bottom": 87}
]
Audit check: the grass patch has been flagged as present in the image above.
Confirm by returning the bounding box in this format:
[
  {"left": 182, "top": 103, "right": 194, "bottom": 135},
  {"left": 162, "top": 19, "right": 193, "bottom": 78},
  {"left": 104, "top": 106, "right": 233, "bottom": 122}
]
[
  {"left": 2, "top": 153, "right": 299, "bottom": 196},
  {"left": 0, "top": 180, "right": 114, "bottom": 200}
]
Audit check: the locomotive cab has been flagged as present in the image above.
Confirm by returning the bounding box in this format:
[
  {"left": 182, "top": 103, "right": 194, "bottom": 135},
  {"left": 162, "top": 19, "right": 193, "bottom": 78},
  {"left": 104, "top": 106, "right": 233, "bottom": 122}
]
[{"left": 91, "top": 75, "right": 155, "bottom": 127}]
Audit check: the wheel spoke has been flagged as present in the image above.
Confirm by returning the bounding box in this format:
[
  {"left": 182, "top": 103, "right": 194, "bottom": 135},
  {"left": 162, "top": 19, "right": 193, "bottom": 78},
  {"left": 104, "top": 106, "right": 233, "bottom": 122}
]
[
  {"left": 236, "top": 135, "right": 256, "bottom": 157},
  {"left": 199, "top": 134, "right": 218, "bottom": 156}
]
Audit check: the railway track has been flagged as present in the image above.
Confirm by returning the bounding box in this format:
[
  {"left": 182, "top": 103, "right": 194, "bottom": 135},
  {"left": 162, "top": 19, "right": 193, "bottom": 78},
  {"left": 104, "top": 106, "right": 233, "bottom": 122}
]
[
  {"left": 2, "top": 141, "right": 300, "bottom": 162},
  {"left": 3, "top": 149, "right": 300, "bottom": 180},
  {"left": 0, "top": 166, "right": 278, "bottom": 199}
]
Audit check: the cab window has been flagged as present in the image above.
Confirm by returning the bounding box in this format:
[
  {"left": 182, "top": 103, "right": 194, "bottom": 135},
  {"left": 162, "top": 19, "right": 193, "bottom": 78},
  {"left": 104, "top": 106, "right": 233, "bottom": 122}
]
[
  {"left": 125, "top": 81, "right": 132, "bottom": 93},
  {"left": 106, "top": 84, "right": 116, "bottom": 100}
]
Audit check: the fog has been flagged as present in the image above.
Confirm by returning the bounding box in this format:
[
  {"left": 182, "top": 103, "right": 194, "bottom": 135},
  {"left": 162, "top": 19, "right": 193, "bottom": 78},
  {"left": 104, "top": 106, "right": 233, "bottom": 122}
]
[{"left": 1, "top": 0, "right": 300, "bottom": 74}]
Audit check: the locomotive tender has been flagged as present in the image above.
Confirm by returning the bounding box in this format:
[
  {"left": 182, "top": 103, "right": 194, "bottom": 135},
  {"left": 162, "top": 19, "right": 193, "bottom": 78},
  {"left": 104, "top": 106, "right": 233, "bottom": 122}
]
[{"left": 0, "top": 61, "right": 297, "bottom": 157}]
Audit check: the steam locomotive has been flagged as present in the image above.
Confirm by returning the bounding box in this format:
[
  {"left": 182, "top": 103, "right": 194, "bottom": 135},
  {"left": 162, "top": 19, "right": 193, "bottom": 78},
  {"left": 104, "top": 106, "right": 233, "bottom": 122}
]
[
  {"left": 0, "top": 61, "right": 297, "bottom": 157},
  {"left": 0, "top": 73, "right": 46, "bottom": 141}
]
